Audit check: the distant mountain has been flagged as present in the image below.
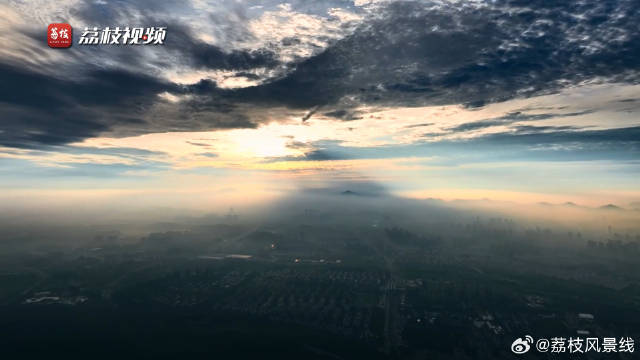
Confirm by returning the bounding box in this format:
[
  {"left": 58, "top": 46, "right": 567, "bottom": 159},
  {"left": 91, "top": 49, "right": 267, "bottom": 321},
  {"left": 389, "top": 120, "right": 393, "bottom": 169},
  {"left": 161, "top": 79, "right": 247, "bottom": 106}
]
[
  {"left": 537, "top": 201, "right": 582, "bottom": 208},
  {"left": 599, "top": 204, "right": 623, "bottom": 210}
]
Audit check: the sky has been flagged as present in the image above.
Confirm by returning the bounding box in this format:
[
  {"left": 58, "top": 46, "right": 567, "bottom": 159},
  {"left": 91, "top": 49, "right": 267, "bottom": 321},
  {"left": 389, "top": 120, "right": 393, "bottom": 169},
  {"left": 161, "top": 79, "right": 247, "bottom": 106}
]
[{"left": 1, "top": 0, "right": 639, "bottom": 214}]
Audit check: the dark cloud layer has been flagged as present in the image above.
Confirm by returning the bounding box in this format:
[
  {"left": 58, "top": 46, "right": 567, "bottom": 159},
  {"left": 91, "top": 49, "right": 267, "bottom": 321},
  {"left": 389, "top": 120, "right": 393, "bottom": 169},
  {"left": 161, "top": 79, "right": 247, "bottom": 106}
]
[
  {"left": 1, "top": 0, "right": 639, "bottom": 148},
  {"left": 160, "top": 22, "right": 280, "bottom": 71},
  {"left": 228, "top": 0, "right": 640, "bottom": 114},
  {"left": 0, "top": 64, "right": 176, "bottom": 148}
]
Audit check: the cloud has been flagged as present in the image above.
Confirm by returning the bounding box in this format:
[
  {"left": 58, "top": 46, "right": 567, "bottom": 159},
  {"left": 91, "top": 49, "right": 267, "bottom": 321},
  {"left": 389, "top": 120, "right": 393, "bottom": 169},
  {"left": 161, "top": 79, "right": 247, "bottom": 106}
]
[
  {"left": 0, "top": 145, "right": 170, "bottom": 179},
  {"left": 511, "top": 125, "right": 587, "bottom": 133},
  {"left": 186, "top": 141, "right": 212, "bottom": 147},
  {"left": 1, "top": 0, "right": 639, "bottom": 149},
  {"left": 199, "top": 152, "right": 218, "bottom": 158},
  {"left": 161, "top": 22, "right": 280, "bottom": 72},
  {"left": 301, "top": 106, "right": 319, "bottom": 122},
  {"left": 0, "top": 63, "right": 178, "bottom": 148},
  {"left": 482, "top": 125, "right": 640, "bottom": 146},
  {"left": 445, "top": 110, "right": 595, "bottom": 133},
  {"left": 404, "top": 123, "right": 434, "bottom": 129},
  {"left": 271, "top": 125, "right": 640, "bottom": 163},
  {"left": 303, "top": 149, "right": 348, "bottom": 161},
  {"left": 175, "top": 0, "right": 640, "bottom": 119}
]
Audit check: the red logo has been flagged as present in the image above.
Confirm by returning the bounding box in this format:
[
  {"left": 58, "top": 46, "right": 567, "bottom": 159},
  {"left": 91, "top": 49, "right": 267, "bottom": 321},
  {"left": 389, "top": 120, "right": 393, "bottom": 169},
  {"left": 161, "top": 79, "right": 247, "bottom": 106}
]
[{"left": 47, "top": 23, "right": 72, "bottom": 48}]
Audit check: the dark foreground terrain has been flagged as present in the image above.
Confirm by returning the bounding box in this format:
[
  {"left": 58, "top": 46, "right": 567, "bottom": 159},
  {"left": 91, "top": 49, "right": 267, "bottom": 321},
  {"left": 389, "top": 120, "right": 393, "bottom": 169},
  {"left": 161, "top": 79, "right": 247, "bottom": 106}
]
[{"left": 1, "top": 213, "right": 639, "bottom": 359}]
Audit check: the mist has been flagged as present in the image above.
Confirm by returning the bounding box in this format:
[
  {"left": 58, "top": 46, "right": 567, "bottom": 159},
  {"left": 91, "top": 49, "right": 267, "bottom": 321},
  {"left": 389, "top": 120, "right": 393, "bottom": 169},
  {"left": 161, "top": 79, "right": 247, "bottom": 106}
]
[{"left": 1, "top": 181, "right": 638, "bottom": 255}]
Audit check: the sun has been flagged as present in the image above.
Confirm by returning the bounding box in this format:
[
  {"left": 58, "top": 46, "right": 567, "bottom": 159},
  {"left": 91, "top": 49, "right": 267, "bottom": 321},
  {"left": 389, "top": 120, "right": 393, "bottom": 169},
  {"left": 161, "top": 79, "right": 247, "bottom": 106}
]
[{"left": 231, "top": 130, "right": 292, "bottom": 158}]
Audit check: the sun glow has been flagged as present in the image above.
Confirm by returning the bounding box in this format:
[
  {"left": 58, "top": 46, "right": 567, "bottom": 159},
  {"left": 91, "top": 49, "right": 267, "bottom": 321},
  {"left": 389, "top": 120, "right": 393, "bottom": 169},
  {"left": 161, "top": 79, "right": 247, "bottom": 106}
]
[{"left": 228, "top": 130, "right": 293, "bottom": 158}]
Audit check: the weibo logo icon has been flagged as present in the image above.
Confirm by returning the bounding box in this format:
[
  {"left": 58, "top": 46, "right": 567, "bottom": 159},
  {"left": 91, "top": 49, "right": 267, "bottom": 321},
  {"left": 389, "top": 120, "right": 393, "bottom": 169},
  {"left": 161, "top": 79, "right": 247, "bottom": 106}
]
[
  {"left": 511, "top": 335, "right": 534, "bottom": 354},
  {"left": 47, "top": 23, "right": 72, "bottom": 48}
]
